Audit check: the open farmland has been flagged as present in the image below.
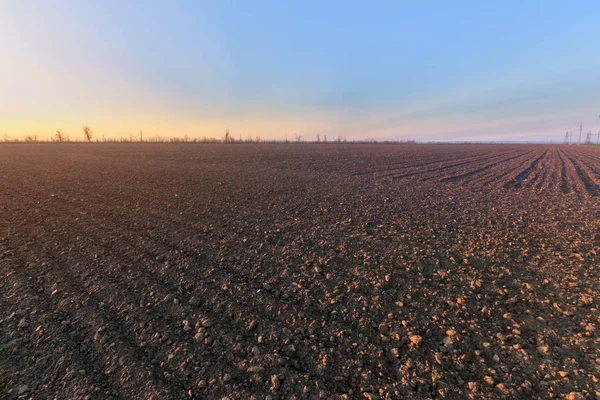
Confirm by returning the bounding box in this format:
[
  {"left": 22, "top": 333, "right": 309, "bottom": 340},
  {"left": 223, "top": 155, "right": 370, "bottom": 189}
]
[{"left": 1, "top": 144, "right": 599, "bottom": 399}]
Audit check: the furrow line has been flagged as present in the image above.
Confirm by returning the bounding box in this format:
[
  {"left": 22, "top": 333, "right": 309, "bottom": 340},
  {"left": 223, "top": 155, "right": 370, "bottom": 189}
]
[
  {"left": 503, "top": 149, "right": 549, "bottom": 189},
  {"left": 390, "top": 150, "right": 522, "bottom": 181},
  {"left": 439, "top": 149, "right": 537, "bottom": 183},
  {"left": 560, "top": 149, "right": 600, "bottom": 197}
]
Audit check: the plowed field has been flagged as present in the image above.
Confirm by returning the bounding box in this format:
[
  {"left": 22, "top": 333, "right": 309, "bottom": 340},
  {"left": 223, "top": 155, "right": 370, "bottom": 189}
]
[{"left": 1, "top": 144, "right": 599, "bottom": 399}]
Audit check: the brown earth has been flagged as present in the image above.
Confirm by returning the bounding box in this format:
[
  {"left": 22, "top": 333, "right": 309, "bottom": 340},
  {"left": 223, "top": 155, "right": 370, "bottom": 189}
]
[{"left": 0, "top": 144, "right": 599, "bottom": 399}]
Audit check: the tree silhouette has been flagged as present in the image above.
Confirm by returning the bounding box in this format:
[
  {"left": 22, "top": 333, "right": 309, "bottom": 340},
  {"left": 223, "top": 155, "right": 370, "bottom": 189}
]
[{"left": 83, "top": 126, "right": 93, "bottom": 142}]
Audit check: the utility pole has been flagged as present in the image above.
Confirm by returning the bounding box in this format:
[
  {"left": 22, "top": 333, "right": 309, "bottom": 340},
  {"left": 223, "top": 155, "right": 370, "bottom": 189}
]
[
  {"left": 579, "top": 123, "right": 582, "bottom": 145},
  {"left": 570, "top": 131, "right": 573, "bottom": 144}
]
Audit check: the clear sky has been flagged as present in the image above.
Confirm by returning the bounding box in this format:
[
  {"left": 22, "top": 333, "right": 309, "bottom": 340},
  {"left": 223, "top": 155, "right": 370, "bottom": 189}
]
[{"left": 1, "top": 1, "right": 599, "bottom": 142}]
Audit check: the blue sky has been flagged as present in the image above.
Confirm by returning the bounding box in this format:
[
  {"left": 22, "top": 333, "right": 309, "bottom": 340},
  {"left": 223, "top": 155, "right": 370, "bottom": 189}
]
[{"left": 1, "top": 1, "right": 599, "bottom": 141}]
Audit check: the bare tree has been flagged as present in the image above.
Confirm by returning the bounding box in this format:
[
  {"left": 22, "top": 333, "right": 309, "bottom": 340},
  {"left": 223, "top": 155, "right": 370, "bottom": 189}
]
[
  {"left": 55, "top": 130, "right": 64, "bottom": 142},
  {"left": 83, "top": 126, "right": 93, "bottom": 142},
  {"left": 140, "top": 131, "right": 144, "bottom": 142},
  {"left": 295, "top": 133, "right": 303, "bottom": 143},
  {"left": 223, "top": 128, "right": 234, "bottom": 143},
  {"left": 323, "top": 135, "right": 327, "bottom": 143},
  {"left": 25, "top": 133, "right": 38, "bottom": 142},
  {"left": 316, "top": 134, "right": 321, "bottom": 143}
]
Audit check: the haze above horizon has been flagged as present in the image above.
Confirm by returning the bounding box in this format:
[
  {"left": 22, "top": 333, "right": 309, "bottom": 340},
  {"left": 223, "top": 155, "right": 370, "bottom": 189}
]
[{"left": 1, "top": 1, "right": 599, "bottom": 142}]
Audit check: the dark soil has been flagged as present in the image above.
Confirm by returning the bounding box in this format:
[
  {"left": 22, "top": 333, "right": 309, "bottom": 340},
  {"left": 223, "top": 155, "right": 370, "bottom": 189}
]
[{"left": 1, "top": 144, "right": 598, "bottom": 399}]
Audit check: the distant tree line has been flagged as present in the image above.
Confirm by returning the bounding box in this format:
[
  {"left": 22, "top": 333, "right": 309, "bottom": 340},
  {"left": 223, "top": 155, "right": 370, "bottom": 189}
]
[{"left": 2, "top": 127, "right": 418, "bottom": 145}]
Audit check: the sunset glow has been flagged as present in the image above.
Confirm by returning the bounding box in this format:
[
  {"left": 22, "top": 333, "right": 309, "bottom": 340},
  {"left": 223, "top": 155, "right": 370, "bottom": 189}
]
[{"left": 1, "top": 1, "right": 599, "bottom": 142}]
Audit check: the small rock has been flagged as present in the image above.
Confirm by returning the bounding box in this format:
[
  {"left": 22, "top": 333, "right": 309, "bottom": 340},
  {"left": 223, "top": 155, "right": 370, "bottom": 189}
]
[
  {"left": 188, "top": 297, "right": 199, "bottom": 306},
  {"left": 390, "top": 348, "right": 400, "bottom": 358},
  {"left": 537, "top": 344, "right": 550, "bottom": 354},
  {"left": 566, "top": 392, "right": 584, "bottom": 400},
  {"left": 197, "top": 380, "right": 207, "bottom": 388},
  {"left": 201, "top": 319, "right": 213, "bottom": 328},
  {"left": 18, "top": 319, "right": 29, "bottom": 329},
  {"left": 409, "top": 335, "right": 422, "bottom": 347},
  {"left": 17, "top": 385, "right": 28, "bottom": 395},
  {"left": 363, "top": 393, "right": 380, "bottom": 400},
  {"left": 248, "top": 366, "right": 264, "bottom": 374},
  {"left": 248, "top": 320, "right": 258, "bottom": 332},
  {"left": 378, "top": 322, "right": 389, "bottom": 335},
  {"left": 271, "top": 374, "right": 280, "bottom": 389}
]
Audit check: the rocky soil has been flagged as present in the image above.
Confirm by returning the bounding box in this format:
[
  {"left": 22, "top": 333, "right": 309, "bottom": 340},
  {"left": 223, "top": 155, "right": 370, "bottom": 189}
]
[{"left": 0, "top": 144, "right": 599, "bottom": 399}]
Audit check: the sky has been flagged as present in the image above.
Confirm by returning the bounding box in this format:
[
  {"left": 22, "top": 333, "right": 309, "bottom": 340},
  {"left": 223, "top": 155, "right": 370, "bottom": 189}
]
[{"left": 1, "top": 1, "right": 599, "bottom": 142}]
